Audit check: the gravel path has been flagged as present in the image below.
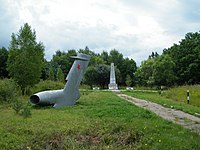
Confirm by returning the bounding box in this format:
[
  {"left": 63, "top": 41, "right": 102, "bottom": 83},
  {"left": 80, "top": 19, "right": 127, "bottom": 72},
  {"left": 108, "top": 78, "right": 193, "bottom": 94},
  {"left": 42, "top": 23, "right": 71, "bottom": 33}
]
[{"left": 118, "top": 94, "right": 200, "bottom": 135}]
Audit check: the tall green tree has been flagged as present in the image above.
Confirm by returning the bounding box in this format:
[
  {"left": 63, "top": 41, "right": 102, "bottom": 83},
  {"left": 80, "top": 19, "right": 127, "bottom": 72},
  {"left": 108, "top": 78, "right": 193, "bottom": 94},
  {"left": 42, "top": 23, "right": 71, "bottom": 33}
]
[
  {"left": 0, "top": 47, "right": 9, "bottom": 78},
  {"left": 135, "top": 58, "right": 154, "bottom": 86},
  {"left": 51, "top": 49, "right": 76, "bottom": 77},
  {"left": 153, "top": 55, "right": 176, "bottom": 86},
  {"left": 7, "top": 23, "right": 44, "bottom": 94},
  {"left": 164, "top": 32, "right": 200, "bottom": 84},
  {"left": 100, "top": 51, "right": 110, "bottom": 65},
  {"left": 121, "top": 58, "right": 137, "bottom": 85},
  {"left": 84, "top": 66, "right": 96, "bottom": 89},
  {"left": 125, "top": 75, "right": 132, "bottom": 87},
  {"left": 56, "top": 67, "right": 64, "bottom": 82},
  {"left": 41, "top": 59, "right": 51, "bottom": 80},
  {"left": 48, "top": 67, "right": 55, "bottom": 81},
  {"left": 109, "top": 49, "right": 124, "bottom": 67},
  {"left": 94, "top": 64, "right": 110, "bottom": 89},
  {"left": 135, "top": 55, "right": 176, "bottom": 86}
]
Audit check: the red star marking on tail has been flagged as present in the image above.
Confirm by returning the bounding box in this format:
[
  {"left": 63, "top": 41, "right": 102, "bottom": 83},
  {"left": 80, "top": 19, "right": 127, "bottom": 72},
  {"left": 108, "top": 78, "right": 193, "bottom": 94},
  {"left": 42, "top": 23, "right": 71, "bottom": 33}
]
[{"left": 77, "top": 64, "right": 81, "bottom": 71}]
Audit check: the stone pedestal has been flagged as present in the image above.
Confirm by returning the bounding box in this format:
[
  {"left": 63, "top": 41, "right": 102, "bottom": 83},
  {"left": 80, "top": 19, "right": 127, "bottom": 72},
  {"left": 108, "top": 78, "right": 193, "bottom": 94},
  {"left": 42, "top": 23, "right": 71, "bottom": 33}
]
[{"left": 108, "top": 83, "right": 118, "bottom": 90}]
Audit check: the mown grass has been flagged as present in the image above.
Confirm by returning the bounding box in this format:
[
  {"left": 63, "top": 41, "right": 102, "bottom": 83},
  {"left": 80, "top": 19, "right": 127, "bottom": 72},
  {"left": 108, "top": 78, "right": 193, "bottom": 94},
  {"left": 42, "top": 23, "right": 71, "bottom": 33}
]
[
  {"left": 123, "top": 90, "right": 200, "bottom": 117},
  {"left": 0, "top": 91, "right": 200, "bottom": 149}
]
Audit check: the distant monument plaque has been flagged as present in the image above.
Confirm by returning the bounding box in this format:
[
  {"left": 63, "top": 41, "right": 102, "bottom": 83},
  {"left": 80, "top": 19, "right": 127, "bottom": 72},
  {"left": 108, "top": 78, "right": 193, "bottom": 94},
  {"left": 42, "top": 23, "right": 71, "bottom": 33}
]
[{"left": 108, "top": 63, "right": 118, "bottom": 90}]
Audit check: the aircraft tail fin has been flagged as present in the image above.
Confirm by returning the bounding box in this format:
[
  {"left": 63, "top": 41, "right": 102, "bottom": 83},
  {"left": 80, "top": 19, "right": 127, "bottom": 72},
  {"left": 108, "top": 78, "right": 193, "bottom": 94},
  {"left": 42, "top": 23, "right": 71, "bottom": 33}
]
[{"left": 63, "top": 53, "right": 90, "bottom": 93}]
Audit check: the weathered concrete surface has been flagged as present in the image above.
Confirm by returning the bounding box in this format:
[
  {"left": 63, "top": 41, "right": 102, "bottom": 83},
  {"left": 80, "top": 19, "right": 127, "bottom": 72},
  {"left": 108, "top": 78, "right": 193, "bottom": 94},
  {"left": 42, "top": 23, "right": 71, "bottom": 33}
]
[{"left": 118, "top": 94, "right": 200, "bottom": 135}]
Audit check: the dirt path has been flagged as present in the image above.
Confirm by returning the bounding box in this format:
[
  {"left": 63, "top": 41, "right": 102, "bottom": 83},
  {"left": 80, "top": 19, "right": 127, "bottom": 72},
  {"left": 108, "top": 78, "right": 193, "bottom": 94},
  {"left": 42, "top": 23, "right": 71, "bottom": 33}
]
[{"left": 118, "top": 94, "right": 200, "bottom": 135}]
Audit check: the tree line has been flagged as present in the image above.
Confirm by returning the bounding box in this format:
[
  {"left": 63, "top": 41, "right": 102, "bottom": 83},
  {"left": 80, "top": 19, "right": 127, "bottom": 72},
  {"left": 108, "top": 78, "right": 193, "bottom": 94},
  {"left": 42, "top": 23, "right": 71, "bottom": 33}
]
[
  {"left": 43, "top": 47, "right": 137, "bottom": 89},
  {"left": 0, "top": 23, "right": 199, "bottom": 93},
  {"left": 135, "top": 32, "right": 200, "bottom": 86},
  {"left": 0, "top": 23, "right": 137, "bottom": 92}
]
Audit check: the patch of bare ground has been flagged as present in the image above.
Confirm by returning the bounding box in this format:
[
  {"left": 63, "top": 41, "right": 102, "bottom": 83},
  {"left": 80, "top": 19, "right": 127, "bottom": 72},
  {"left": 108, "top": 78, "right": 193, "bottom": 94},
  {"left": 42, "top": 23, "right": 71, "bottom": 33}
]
[
  {"left": 118, "top": 94, "right": 200, "bottom": 135},
  {"left": 74, "top": 130, "right": 144, "bottom": 149}
]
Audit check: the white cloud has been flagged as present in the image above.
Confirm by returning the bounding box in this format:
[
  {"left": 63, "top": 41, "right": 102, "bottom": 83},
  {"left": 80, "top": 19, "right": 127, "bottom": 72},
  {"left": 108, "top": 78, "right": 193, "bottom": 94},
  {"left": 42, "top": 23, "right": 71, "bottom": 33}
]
[{"left": 0, "top": 0, "right": 199, "bottom": 65}]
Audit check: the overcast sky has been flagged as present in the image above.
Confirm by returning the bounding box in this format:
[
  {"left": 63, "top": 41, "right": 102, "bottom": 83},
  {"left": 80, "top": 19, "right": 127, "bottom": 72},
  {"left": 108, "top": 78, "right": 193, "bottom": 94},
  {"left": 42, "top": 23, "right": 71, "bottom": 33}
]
[{"left": 0, "top": 0, "right": 200, "bottom": 65}]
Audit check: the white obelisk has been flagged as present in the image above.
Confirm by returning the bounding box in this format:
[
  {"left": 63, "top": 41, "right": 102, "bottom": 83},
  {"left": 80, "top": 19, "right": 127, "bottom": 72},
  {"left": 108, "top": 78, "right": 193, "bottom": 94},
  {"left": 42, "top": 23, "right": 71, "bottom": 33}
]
[{"left": 108, "top": 63, "right": 118, "bottom": 90}]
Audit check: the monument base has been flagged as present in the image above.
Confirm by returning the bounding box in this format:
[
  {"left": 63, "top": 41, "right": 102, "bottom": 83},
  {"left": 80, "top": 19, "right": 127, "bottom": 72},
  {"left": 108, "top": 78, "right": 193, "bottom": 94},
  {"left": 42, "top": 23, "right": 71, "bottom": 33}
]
[{"left": 108, "top": 83, "right": 118, "bottom": 90}]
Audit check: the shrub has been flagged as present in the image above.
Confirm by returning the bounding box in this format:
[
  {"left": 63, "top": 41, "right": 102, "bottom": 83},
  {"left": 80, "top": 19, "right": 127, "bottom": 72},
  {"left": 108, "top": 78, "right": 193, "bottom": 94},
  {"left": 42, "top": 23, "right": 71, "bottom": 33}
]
[
  {"left": 0, "top": 79, "right": 20, "bottom": 103},
  {"left": 21, "top": 105, "right": 32, "bottom": 118},
  {"left": 12, "top": 100, "right": 23, "bottom": 114},
  {"left": 30, "top": 80, "right": 65, "bottom": 94},
  {"left": 11, "top": 100, "right": 32, "bottom": 118}
]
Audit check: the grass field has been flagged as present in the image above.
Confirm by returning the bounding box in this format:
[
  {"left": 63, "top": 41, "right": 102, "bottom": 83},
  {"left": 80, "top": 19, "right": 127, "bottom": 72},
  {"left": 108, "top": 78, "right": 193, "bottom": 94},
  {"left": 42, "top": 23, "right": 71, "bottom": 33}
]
[
  {"left": 0, "top": 91, "right": 200, "bottom": 149},
  {"left": 163, "top": 85, "right": 200, "bottom": 107},
  {"left": 123, "top": 90, "right": 200, "bottom": 117}
]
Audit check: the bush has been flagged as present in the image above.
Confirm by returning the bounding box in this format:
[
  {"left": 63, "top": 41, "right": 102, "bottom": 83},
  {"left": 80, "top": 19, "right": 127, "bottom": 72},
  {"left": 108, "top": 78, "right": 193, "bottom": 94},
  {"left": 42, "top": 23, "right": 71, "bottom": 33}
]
[
  {"left": 30, "top": 80, "right": 65, "bottom": 94},
  {"left": 11, "top": 100, "right": 32, "bottom": 118},
  {"left": 21, "top": 104, "right": 32, "bottom": 118},
  {"left": 0, "top": 79, "right": 20, "bottom": 103},
  {"left": 12, "top": 100, "right": 23, "bottom": 114}
]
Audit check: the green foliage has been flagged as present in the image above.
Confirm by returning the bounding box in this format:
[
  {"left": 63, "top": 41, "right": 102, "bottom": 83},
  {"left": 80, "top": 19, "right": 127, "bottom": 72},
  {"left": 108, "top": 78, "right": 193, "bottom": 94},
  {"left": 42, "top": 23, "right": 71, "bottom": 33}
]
[
  {"left": 164, "top": 32, "right": 200, "bottom": 85},
  {"left": 125, "top": 75, "right": 132, "bottom": 87},
  {"left": 30, "top": 80, "right": 64, "bottom": 94},
  {"left": 109, "top": 50, "right": 124, "bottom": 84},
  {"left": 109, "top": 49, "right": 124, "bottom": 67},
  {"left": 94, "top": 64, "right": 110, "bottom": 89},
  {"left": 7, "top": 23, "right": 44, "bottom": 94},
  {"left": 135, "top": 55, "right": 176, "bottom": 87},
  {"left": 12, "top": 100, "right": 23, "bottom": 114},
  {"left": 41, "top": 59, "right": 51, "bottom": 80},
  {"left": 136, "top": 31, "right": 200, "bottom": 87},
  {"left": 21, "top": 104, "right": 32, "bottom": 118},
  {"left": 149, "top": 51, "right": 159, "bottom": 59},
  {"left": 100, "top": 51, "right": 110, "bottom": 64},
  {"left": 78, "top": 46, "right": 97, "bottom": 66},
  {"left": 153, "top": 55, "right": 176, "bottom": 86},
  {"left": 120, "top": 58, "right": 137, "bottom": 85},
  {"left": 49, "top": 47, "right": 137, "bottom": 87},
  {"left": 0, "top": 47, "right": 9, "bottom": 78},
  {"left": 135, "top": 58, "right": 154, "bottom": 86},
  {"left": 48, "top": 67, "right": 54, "bottom": 81},
  {"left": 11, "top": 98, "right": 32, "bottom": 118},
  {"left": 56, "top": 68, "right": 65, "bottom": 82},
  {"left": 83, "top": 66, "right": 96, "bottom": 89},
  {"left": 0, "top": 79, "right": 19, "bottom": 103},
  {"left": 79, "top": 84, "right": 91, "bottom": 90},
  {"left": 107, "top": 49, "right": 137, "bottom": 85},
  {"left": 83, "top": 49, "right": 133, "bottom": 88},
  {"left": 84, "top": 64, "right": 121, "bottom": 89},
  {"left": 51, "top": 49, "right": 76, "bottom": 77}
]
